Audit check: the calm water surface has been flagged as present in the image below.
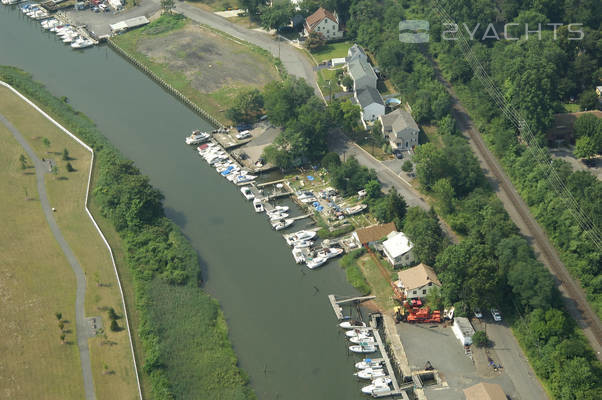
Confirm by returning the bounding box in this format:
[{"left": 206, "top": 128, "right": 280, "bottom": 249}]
[{"left": 0, "top": 6, "right": 367, "bottom": 400}]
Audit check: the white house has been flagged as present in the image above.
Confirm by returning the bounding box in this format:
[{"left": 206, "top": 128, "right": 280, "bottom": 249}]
[
  {"left": 355, "top": 87, "right": 385, "bottom": 124},
  {"left": 303, "top": 7, "right": 343, "bottom": 41},
  {"left": 379, "top": 108, "right": 419, "bottom": 151},
  {"left": 382, "top": 231, "right": 414, "bottom": 267},
  {"left": 395, "top": 263, "right": 441, "bottom": 299},
  {"left": 452, "top": 317, "right": 475, "bottom": 346}
]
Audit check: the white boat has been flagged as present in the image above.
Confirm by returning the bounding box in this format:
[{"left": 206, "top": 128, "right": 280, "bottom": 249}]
[
  {"left": 185, "top": 130, "right": 210, "bottom": 145},
  {"left": 344, "top": 204, "right": 368, "bottom": 216},
  {"left": 339, "top": 320, "right": 367, "bottom": 329},
  {"left": 253, "top": 198, "right": 264, "bottom": 213},
  {"left": 349, "top": 344, "right": 377, "bottom": 353},
  {"left": 71, "top": 37, "right": 94, "bottom": 49},
  {"left": 306, "top": 255, "right": 328, "bottom": 270},
  {"left": 240, "top": 186, "right": 254, "bottom": 200},
  {"left": 272, "top": 218, "right": 294, "bottom": 231},
  {"left": 361, "top": 378, "right": 392, "bottom": 395},
  {"left": 349, "top": 336, "right": 376, "bottom": 345},
  {"left": 292, "top": 247, "right": 305, "bottom": 264},
  {"left": 62, "top": 34, "right": 77, "bottom": 43},
  {"left": 300, "top": 196, "right": 317, "bottom": 204},
  {"left": 355, "top": 368, "right": 386, "bottom": 380},
  {"left": 234, "top": 174, "right": 257, "bottom": 184},
  {"left": 291, "top": 239, "right": 313, "bottom": 248},
  {"left": 284, "top": 230, "right": 317, "bottom": 246},
  {"left": 346, "top": 328, "right": 371, "bottom": 338},
  {"left": 355, "top": 359, "right": 383, "bottom": 370},
  {"left": 267, "top": 211, "right": 289, "bottom": 221},
  {"left": 272, "top": 205, "right": 289, "bottom": 212},
  {"left": 315, "top": 247, "right": 343, "bottom": 259}
]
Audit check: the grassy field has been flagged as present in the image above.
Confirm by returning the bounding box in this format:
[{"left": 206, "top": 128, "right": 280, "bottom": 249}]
[
  {"left": 0, "top": 87, "right": 138, "bottom": 400},
  {"left": 311, "top": 41, "right": 352, "bottom": 63},
  {"left": 112, "top": 14, "right": 280, "bottom": 124}
]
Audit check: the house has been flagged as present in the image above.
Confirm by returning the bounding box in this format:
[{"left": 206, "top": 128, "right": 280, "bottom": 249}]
[
  {"left": 348, "top": 56, "right": 377, "bottom": 91},
  {"left": 352, "top": 222, "right": 397, "bottom": 247},
  {"left": 379, "top": 108, "right": 419, "bottom": 151},
  {"left": 356, "top": 87, "right": 385, "bottom": 124},
  {"left": 395, "top": 263, "right": 441, "bottom": 299},
  {"left": 463, "top": 382, "right": 507, "bottom": 400},
  {"left": 596, "top": 86, "right": 602, "bottom": 97},
  {"left": 452, "top": 317, "right": 475, "bottom": 346},
  {"left": 382, "top": 231, "right": 414, "bottom": 267},
  {"left": 347, "top": 43, "right": 368, "bottom": 63},
  {"left": 303, "top": 7, "right": 343, "bottom": 41}
]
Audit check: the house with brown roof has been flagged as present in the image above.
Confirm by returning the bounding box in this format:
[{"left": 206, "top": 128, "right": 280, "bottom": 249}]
[
  {"left": 463, "top": 382, "right": 506, "bottom": 400},
  {"left": 352, "top": 222, "right": 396, "bottom": 247},
  {"left": 395, "top": 263, "right": 441, "bottom": 300},
  {"left": 303, "top": 7, "right": 343, "bottom": 41}
]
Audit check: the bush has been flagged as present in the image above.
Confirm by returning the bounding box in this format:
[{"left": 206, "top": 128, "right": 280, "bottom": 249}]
[
  {"left": 110, "top": 319, "right": 120, "bottom": 332},
  {"left": 66, "top": 162, "right": 74, "bottom": 172},
  {"left": 472, "top": 330, "right": 488, "bottom": 347}
]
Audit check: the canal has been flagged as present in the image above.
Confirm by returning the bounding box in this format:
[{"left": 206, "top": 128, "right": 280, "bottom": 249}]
[{"left": 0, "top": 6, "right": 366, "bottom": 399}]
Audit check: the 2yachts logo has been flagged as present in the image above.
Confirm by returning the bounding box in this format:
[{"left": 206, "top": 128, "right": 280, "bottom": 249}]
[{"left": 399, "top": 20, "right": 430, "bottom": 43}]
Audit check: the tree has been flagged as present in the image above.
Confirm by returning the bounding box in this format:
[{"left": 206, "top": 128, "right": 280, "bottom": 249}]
[
  {"left": 404, "top": 207, "right": 445, "bottom": 266},
  {"left": 574, "top": 136, "right": 597, "bottom": 160},
  {"left": 425, "top": 286, "right": 443, "bottom": 310},
  {"left": 263, "top": 77, "right": 313, "bottom": 126},
  {"left": 62, "top": 148, "right": 69, "bottom": 161},
  {"left": 401, "top": 160, "right": 413, "bottom": 173},
  {"left": 339, "top": 99, "right": 362, "bottom": 133},
  {"left": 438, "top": 114, "right": 457, "bottom": 136},
  {"left": 160, "top": 0, "right": 175, "bottom": 14},
  {"left": 342, "top": 75, "right": 354, "bottom": 91},
  {"left": 58, "top": 321, "right": 64, "bottom": 331},
  {"left": 60, "top": 333, "right": 66, "bottom": 344},
  {"left": 433, "top": 178, "right": 454, "bottom": 214},
  {"left": 240, "top": 0, "right": 264, "bottom": 19},
  {"left": 472, "top": 331, "right": 488, "bottom": 347},
  {"left": 573, "top": 113, "right": 600, "bottom": 140},
  {"left": 226, "top": 88, "right": 264, "bottom": 124},
  {"left": 110, "top": 319, "right": 119, "bottom": 332},
  {"left": 19, "top": 154, "right": 27, "bottom": 170},
  {"left": 578, "top": 90, "right": 599, "bottom": 111},
  {"left": 259, "top": 2, "right": 294, "bottom": 31},
  {"left": 321, "top": 152, "right": 341, "bottom": 171},
  {"left": 108, "top": 307, "right": 118, "bottom": 321},
  {"left": 66, "top": 162, "right": 75, "bottom": 172},
  {"left": 51, "top": 165, "right": 58, "bottom": 176},
  {"left": 42, "top": 137, "right": 50, "bottom": 148},
  {"left": 55, "top": 312, "right": 62, "bottom": 321},
  {"left": 305, "top": 31, "right": 326, "bottom": 51},
  {"left": 365, "top": 179, "right": 381, "bottom": 199}
]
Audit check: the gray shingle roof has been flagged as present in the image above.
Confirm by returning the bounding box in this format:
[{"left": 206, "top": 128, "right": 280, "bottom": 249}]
[
  {"left": 348, "top": 58, "right": 377, "bottom": 87},
  {"left": 380, "top": 108, "right": 418, "bottom": 135},
  {"left": 357, "top": 87, "right": 384, "bottom": 108},
  {"left": 347, "top": 43, "right": 367, "bottom": 62}
]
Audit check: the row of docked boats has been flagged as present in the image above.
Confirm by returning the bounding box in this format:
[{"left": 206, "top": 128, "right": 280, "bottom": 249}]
[
  {"left": 338, "top": 321, "right": 395, "bottom": 396},
  {"left": 195, "top": 141, "right": 257, "bottom": 185},
  {"left": 19, "top": 2, "right": 48, "bottom": 19}
]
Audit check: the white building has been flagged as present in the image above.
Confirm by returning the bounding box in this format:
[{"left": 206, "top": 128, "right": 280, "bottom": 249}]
[
  {"left": 382, "top": 231, "right": 414, "bottom": 267},
  {"left": 379, "top": 108, "right": 420, "bottom": 151},
  {"left": 355, "top": 87, "right": 385, "bottom": 124},
  {"left": 452, "top": 317, "right": 475, "bottom": 346},
  {"left": 303, "top": 7, "right": 343, "bottom": 41},
  {"left": 395, "top": 263, "right": 441, "bottom": 299}
]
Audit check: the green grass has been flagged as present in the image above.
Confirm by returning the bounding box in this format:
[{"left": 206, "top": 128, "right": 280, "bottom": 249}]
[
  {"left": 339, "top": 249, "right": 371, "bottom": 295},
  {"left": 317, "top": 68, "right": 344, "bottom": 99},
  {"left": 562, "top": 103, "right": 581, "bottom": 113},
  {"left": 311, "top": 41, "right": 353, "bottom": 63},
  {"left": 357, "top": 254, "right": 396, "bottom": 311}
]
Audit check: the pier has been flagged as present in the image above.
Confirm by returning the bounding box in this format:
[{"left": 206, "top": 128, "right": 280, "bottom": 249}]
[{"left": 328, "top": 294, "right": 376, "bottom": 320}]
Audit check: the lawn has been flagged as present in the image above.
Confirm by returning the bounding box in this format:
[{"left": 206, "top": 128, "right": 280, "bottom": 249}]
[
  {"left": 0, "top": 123, "right": 84, "bottom": 400},
  {"left": 0, "top": 86, "right": 138, "bottom": 400},
  {"left": 356, "top": 254, "right": 396, "bottom": 311},
  {"left": 112, "top": 14, "right": 281, "bottom": 124},
  {"left": 317, "top": 68, "right": 344, "bottom": 99},
  {"left": 562, "top": 103, "right": 581, "bottom": 113},
  {"left": 311, "top": 40, "right": 353, "bottom": 63}
]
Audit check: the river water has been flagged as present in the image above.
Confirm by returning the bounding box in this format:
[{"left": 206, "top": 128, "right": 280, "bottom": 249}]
[{"left": 0, "top": 7, "right": 366, "bottom": 399}]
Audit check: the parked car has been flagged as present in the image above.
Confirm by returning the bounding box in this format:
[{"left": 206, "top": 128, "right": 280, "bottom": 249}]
[
  {"left": 98, "top": 3, "right": 108, "bottom": 11},
  {"left": 393, "top": 150, "right": 403, "bottom": 159},
  {"left": 236, "top": 130, "right": 251, "bottom": 140},
  {"left": 473, "top": 307, "right": 483, "bottom": 319},
  {"left": 490, "top": 308, "right": 502, "bottom": 321}
]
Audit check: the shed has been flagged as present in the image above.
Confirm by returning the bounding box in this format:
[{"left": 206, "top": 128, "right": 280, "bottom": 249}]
[
  {"left": 332, "top": 57, "right": 346, "bottom": 67},
  {"left": 452, "top": 317, "right": 475, "bottom": 346}
]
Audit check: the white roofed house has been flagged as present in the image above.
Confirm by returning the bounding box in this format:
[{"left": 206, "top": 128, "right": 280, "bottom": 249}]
[
  {"left": 379, "top": 108, "right": 420, "bottom": 151},
  {"left": 303, "top": 7, "right": 343, "bottom": 41},
  {"left": 382, "top": 231, "right": 415, "bottom": 267},
  {"left": 394, "top": 263, "right": 441, "bottom": 300}
]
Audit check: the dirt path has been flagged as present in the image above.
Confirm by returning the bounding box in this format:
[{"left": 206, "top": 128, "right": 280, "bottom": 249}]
[
  {"left": 0, "top": 113, "right": 96, "bottom": 400},
  {"left": 427, "top": 55, "right": 602, "bottom": 360}
]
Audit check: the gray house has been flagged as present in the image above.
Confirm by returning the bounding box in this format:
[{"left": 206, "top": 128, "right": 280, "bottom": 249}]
[
  {"left": 347, "top": 44, "right": 368, "bottom": 63},
  {"left": 356, "top": 87, "right": 385, "bottom": 122},
  {"left": 379, "top": 108, "right": 419, "bottom": 151}
]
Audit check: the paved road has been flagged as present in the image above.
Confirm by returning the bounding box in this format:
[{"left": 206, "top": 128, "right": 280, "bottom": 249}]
[
  {"left": 428, "top": 59, "right": 602, "bottom": 359},
  {"left": 0, "top": 113, "right": 96, "bottom": 400}
]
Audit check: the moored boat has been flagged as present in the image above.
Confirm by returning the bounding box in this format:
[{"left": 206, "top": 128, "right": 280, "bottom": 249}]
[
  {"left": 306, "top": 255, "right": 328, "bottom": 270},
  {"left": 315, "top": 247, "right": 343, "bottom": 259},
  {"left": 346, "top": 328, "right": 371, "bottom": 338},
  {"left": 349, "top": 336, "right": 376, "bottom": 345},
  {"left": 253, "top": 198, "right": 264, "bottom": 213},
  {"left": 355, "top": 359, "right": 384, "bottom": 370},
  {"left": 361, "top": 377, "right": 392, "bottom": 395},
  {"left": 284, "top": 230, "right": 317, "bottom": 246},
  {"left": 272, "top": 218, "right": 294, "bottom": 231},
  {"left": 339, "top": 320, "right": 367, "bottom": 329},
  {"left": 240, "top": 186, "right": 254, "bottom": 200},
  {"left": 292, "top": 247, "right": 305, "bottom": 264},
  {"left": 185, "top": 130, "right": 210, "bottom": 144},
  {"left": 349, "top": 344, "right": 377, "bottom": 353},
  {"left": 354, "top": 367, "right": 385, "bottom": 380},
  {"left": 344, "top": 203, "right": 367, "bottom": 216}
]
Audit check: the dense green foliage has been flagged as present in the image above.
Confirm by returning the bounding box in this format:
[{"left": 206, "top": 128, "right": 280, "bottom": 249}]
[
  {"left": 0, "top": 66, "right": 254, "bottom": 400},
  {"left": 403, "top": 207, "right": 445, "bottom": 266},
  {"left": 329, "top": 156, "right": 378, "bottom": 196},
  {"left": 472, "top": 330, "right": 488, "bottom": 348},
  {"left": 226, "top": 88, "right": 264, "bottom": 124},
  {"left": 339, "top": 248, "right": 370, "bottom": 295},
  {"left": 142, "top": 13, "right": 186, "bottom": 35}
]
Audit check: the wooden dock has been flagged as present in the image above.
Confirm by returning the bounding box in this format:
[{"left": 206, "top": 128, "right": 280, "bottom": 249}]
[{"left": 328, "top": 294, "right": 376, "bottom": 320}]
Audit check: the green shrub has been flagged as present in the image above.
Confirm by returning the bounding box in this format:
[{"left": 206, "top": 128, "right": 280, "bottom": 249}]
[{"left": 472, "top": 331, "right": 488, "bottom": 347}]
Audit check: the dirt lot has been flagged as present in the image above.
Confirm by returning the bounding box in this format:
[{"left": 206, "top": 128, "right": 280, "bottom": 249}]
[{"left": 136, "top": 24, "right": 279, "bottom": 93}]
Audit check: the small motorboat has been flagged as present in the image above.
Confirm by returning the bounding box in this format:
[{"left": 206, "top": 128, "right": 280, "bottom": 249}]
[
  {"left": 354, "top": 368, "right": 385, "bottom": 380},
  {"left": 349, "top": 336, "right": 376, "bottom": 345},
  {"left": 292, "top": 247, "right": 305, "bottom": 264},
  {"left": 268, "top": 212, "right": 289, "bottom": 221},
  {"left": 346, "top": 328, "right": 371, "bottom": 338},
  {"left": 240, "top": 186, "right": 254, "bottom": 200},
  {"left": 316, "top": 247, "right": 343, "bottom": 259},
  {"left": 355, "top": 359, "right": 383, "bottom": 370},
  {"left": 272, "top": 205, "right": 289, "bottom": 212},
  {"left": 272, "top": 218, "right": 294, "bottom": 231},
  {"left": 185, "top": 130, "right": 210, "bottom": 144},
  {"left": 344, "top": 204, "right": 368, "bottom": 216},
  {"left": 361, "top": 378, "right": 391, "bottom": 395},
  {"left": 306, "top": 256, "right": 328, "bottom": 270},
  {"left": 339, "top": 320, "right": 367, "bottom": 329},
  {"left": 349, "top": 344, "right": 377, "bottom": 353},
  {"left": 72, "top": 37, "right": 94, "bottom": 49},
  {"left": 291, "top": 240, "right": 313, "bottom": 248},
  {"left": 234, "top": 174, "right": 257, "bottom": 184},
  {"left": 253, "top": 198, "right": 264, "bottom": 213},
  {"left": 284, "top": 230, "right": 317, "bottom": 246}
]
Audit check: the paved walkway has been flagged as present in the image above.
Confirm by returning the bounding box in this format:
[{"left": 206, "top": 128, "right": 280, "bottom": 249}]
[{"left": 0, "top": 113, "right": 96, "bottom": 400}]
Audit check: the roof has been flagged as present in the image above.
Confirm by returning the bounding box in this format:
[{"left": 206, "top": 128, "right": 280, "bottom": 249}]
[
  {"left": 354, "top": 222, "right": 397, "bottom": 244},
  {"left": 347, "top": 43, "right": 367, "bottom": 61},
  {"left": 397, "top": 263, "right": 441, "bottom": 290},
  {"left": 357, "top": 87, "right": 384, "bottom": 109},
  {"left": 380, "top": 108, "right": 419, "bottom": 135},
  {"left": 463, "top": 382, "right": 506, "bottom": 400},
  {"left": 348, "top": 57, "right": 377, "bottom": 88},
  {"left": 383, "top": 231, "right": 413, "bottom": 258},
  {"left": 110, "top": 15, "right": 149, "bottom": 31},
  {"left": 453, "top": 317, "right": 475, "bottom": 338},
  {"left": 305, "top": 7, "right": 338, "bottom": 31}
]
